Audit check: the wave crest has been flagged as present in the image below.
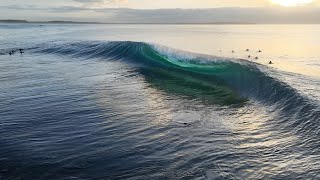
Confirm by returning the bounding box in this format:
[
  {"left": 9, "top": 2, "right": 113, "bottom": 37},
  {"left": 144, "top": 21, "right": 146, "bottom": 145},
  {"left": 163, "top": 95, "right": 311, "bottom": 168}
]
[{"left": 31, "top": 41, "right": 319, "bottom": 128}]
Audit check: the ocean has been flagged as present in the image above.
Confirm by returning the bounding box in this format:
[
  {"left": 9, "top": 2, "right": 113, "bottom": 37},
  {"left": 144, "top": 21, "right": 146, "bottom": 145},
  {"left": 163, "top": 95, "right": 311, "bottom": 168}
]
[{"left": 0, "top": 23, "right": 319, "bottom": 179}]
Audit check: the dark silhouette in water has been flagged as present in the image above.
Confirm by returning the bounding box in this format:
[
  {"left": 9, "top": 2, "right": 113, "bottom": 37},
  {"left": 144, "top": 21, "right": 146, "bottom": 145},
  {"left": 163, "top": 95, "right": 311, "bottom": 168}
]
[
  {"left": 246, "top": 49, "right": 249, "bottom": 51},
  {"left": 255, "top": 57, "right": 259, "bottom": 60},
  {"left": 269, "top": 61, "right": 273, "bottom": 64},
  {"left": 248, "top": 55, "right": 251, "bottom": 58},
  {"left": 19, "top": 48, "right": 24, "bottom": 55},
  {"left": 258, "top": 50, "right": 262, "bottom": 53},
  {"left": 232, "top": 50, "right": 235, "bottom": 53},
  {"left": 7, "top": 49, "right": 24, "bottom": 56}
]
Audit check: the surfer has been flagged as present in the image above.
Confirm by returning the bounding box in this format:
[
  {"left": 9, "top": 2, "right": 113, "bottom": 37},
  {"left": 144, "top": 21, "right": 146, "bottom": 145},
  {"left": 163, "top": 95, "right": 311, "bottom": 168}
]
[
  {"left": 248, "top": 55, "right": 251, "bottom": 58},
  {"left": 258, "top": 50, "right": 262, "bottom": 53},
  {"left": 246, "top": 49, "right": 249, "bottom": 51},
  {"left": 269, "top": 61, "right": 273, "bottom": 64},
  {"left": 19, "top": 48, "right": 24, "bottom": 55},
  {"left": 255, "top": 57, "right": 259, "bottom": 60},
  {"left": 9, "top": 52, "right": 12, "bottom": 56}
]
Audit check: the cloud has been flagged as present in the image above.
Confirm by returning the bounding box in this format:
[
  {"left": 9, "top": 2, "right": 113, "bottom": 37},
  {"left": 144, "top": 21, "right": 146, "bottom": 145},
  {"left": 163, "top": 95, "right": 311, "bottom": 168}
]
[
  {"left": 0, "top": 5, "right": 90, "bottom": 12},
  {"left": 95, "top": 8, "right": 320, "bottom": 23},
  {"left": 73, "top": 0, "right": 103, "bottom": 3},
  {"left": 73, "top": 0, "right": 123, "bottom": 2},
  {"left": 73, "top": 0, "right": 128, "bottom": 8},
  {"left": 1, "top": 3, "right": 320, "bottom": 23}
]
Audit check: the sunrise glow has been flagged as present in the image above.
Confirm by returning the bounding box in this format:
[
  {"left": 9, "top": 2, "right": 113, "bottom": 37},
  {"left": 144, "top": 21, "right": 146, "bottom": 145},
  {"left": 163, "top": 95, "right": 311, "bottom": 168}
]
[{"left": 271, "top": 0, "right": 314, "bottom": 6}]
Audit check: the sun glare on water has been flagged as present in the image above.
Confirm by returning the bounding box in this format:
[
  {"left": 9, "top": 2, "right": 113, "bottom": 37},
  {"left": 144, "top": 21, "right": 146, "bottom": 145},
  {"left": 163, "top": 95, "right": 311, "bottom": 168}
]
[{"left": 271, "top": 0, "right": 314, "bottom": 6}]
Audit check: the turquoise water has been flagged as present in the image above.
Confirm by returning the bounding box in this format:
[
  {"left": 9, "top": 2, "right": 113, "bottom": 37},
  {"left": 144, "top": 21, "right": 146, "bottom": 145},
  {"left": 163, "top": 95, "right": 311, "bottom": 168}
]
[{"left": 0, "top": 24, "right": 319, "bottom": 179}]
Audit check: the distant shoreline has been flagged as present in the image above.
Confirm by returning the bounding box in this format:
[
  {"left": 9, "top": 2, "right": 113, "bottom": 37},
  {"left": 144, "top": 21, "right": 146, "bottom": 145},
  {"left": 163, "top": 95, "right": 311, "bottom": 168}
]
[
  {"left": 0, "top": 20, "right": 101, "bottom": 24},
  {"left": 1, "top": 20, "right": 320, "bottom": 25},
  {"left": 0, "top": 20, "right": 255, "bottom": 25}
]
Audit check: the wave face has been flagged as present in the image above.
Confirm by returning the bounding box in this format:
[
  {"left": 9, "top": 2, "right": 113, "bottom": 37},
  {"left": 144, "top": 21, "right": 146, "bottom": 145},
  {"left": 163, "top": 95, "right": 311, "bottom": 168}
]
[
  {"left": 32, "top": 41, "right": 320, "bottom": 140},
  {"left": 32, "top": 40, "right": 319, "bottom": 132}
]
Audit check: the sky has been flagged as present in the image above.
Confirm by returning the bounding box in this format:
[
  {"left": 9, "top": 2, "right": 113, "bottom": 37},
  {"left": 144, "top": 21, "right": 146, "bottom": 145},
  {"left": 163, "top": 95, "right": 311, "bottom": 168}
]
[{"left": 0, "top": 0, "right": 320, "bottom": 23}]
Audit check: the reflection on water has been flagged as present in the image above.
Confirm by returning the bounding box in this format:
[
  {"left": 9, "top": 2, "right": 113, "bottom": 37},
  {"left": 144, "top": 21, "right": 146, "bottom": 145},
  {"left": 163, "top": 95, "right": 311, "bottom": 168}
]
[{"left": 143, "top": 86, "right": 173, "bottom": 126}]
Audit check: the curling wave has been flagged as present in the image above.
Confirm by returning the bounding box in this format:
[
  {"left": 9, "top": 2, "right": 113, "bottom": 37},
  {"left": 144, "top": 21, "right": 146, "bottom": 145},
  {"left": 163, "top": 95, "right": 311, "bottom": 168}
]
[{"left": 31, "top": 41, "right": 319, "bottom": 134}]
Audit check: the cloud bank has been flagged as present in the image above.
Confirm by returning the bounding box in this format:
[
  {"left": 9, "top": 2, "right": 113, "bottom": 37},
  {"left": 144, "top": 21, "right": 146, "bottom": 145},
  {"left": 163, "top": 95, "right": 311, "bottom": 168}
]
[{"left": 0, "top": 0, "right": 320, "bottom": 23}]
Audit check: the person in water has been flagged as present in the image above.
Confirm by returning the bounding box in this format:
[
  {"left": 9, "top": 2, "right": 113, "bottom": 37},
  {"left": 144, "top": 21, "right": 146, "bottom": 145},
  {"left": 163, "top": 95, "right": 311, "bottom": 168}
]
[
  {"left": 258, "top": 50, "right": 262, "bottom": 53},
  {"left": 19, "top": 48, "right": 24, "bottom": 55},
  {"left": 9, "top": 52, "right": 12, "bottom": 56},
  {"left": 255, "top": 57, "right": 259, "bottom": 60},
  {"left": 246, "top": 49, "right": 249, "bottom": 51},
  {"left": 248, "top": 55, "right": 251, "bottom": 58},
  {"left": 269, "top": 61, "right": 273, "bottom": 64}
]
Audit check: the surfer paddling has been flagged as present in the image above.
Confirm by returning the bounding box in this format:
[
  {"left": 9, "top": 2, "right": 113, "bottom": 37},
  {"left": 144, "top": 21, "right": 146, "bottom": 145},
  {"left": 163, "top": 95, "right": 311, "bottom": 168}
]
[
  {"left": 8, "top": 48, "right": 25, "bottom": 56},
  {"left": 19, "top": 48, "right": 24, "bottom": 55}
]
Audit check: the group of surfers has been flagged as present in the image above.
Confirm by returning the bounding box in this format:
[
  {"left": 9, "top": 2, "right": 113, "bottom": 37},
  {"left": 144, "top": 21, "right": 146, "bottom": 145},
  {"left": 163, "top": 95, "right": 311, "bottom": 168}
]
[{"left": 9, "top": 48, "right": 24, "bottom": 56}]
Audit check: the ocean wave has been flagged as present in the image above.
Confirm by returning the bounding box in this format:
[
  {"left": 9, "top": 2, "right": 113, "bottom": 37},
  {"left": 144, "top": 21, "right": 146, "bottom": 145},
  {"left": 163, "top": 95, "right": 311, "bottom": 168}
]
[{"left": 30, "top": 41, "right": 319, "bottom": 130}]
